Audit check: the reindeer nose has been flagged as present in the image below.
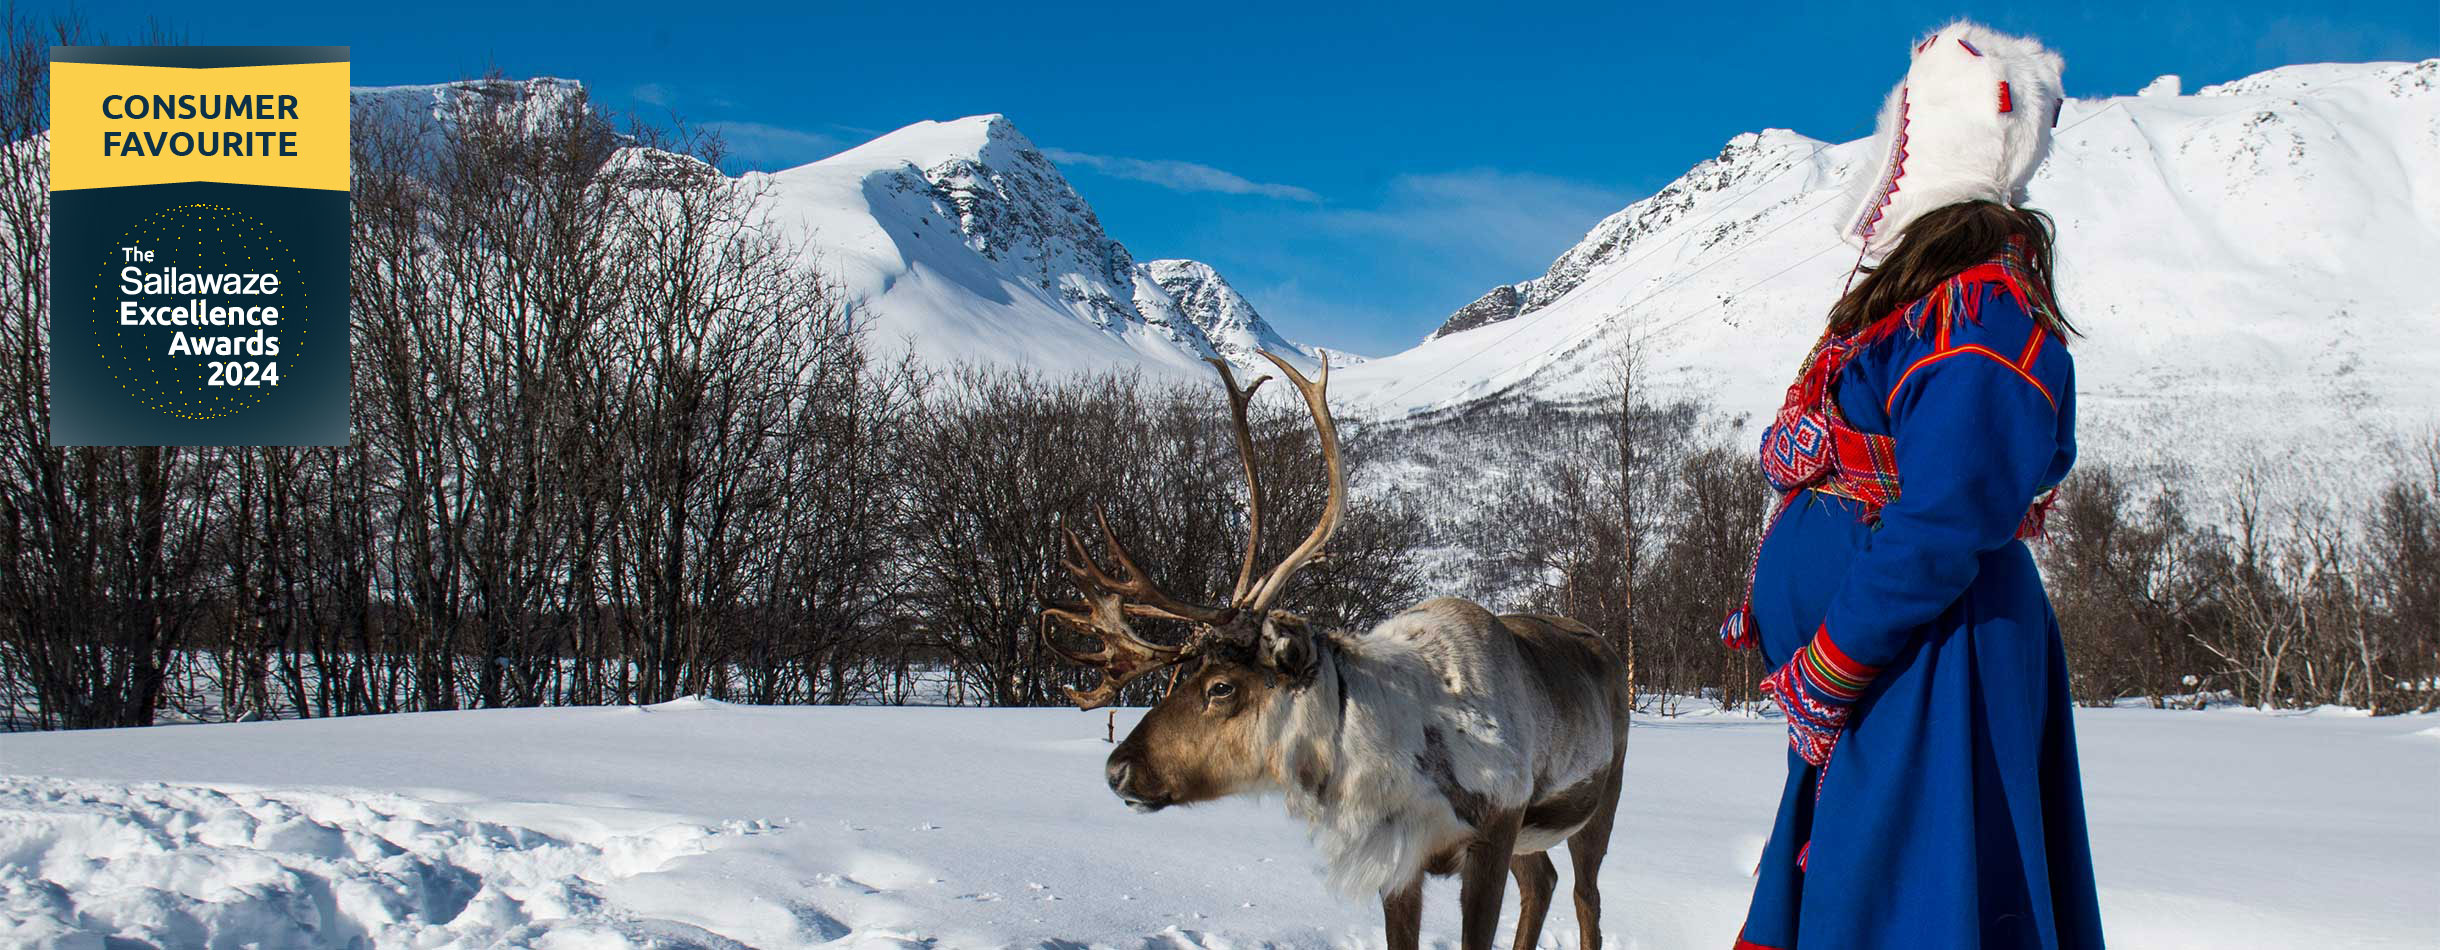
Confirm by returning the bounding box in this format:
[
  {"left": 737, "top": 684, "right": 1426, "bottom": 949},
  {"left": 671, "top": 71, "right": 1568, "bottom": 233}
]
[{"left": 1105, "top": 753, "right": 1166, "bottom": 812}]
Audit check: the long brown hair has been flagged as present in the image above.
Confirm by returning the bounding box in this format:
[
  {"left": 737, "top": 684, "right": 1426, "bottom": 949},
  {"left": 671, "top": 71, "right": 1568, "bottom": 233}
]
[{"left": 1827, "top": 200, "right": 2075, "bottom": 337}]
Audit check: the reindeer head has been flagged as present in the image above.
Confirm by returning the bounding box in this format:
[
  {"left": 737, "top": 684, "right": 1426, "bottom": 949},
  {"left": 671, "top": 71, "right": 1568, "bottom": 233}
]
[{"left": 1040, "top": 351, "right": 1344, "bottom": 813}]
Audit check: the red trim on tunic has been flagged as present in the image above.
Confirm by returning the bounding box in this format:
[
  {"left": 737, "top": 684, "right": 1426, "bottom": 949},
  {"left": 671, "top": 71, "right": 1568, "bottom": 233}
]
[
  {"left": 1734, "top": 933, "right": 1787, "bottom": 950},
  {"left": 1721, "top": 242, "right": 2061, "bottom": 651},
  {"left": 1885, "top": 345, "right": 2057, "bottom": 413},
  {"left": 2017, "top": 324, "right": 2048, "bottom": 370}
]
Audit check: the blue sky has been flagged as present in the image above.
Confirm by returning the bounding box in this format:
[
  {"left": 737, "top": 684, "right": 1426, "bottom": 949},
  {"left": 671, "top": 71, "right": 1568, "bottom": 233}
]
[{"left": 62, "top": 1, "right": 2438, "bottom": 354}]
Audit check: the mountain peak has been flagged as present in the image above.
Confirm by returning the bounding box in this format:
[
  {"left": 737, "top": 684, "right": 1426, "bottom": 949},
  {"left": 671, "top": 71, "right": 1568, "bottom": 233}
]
[
  {"left": 1423, "top": 126, "right": 1827, "bottom": 342},
  {"left": 734, "top": 111, "right": 1328, "bottom": 378},
  {"left": 351, "top": 76, "right": 586, "bottom": 100},
  {"left": 352, "top": 78, "right": 617, "bottom": 164},
  {"left": 1140, "top": 259, "right": 1322, "bottom": 372},
  {"left": 345, "top": 82, "right": 1325, "bottom": 379},
  {"left": 813, "top": 113, "right": 1040, "bottom": 175},
  {"left": 2139, "top": 74, "right": 2183, "bottom": 98},
  {"left": 352, "top": 77, "right": 593, "bottom": 125}
]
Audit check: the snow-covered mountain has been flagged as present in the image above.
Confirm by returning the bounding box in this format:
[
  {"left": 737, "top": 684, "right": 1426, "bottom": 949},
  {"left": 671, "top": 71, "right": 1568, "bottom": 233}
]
[
  {"left": 349, "top": 84, "right": 1324, "bottom": 379},
  {"left": 1340, "top": 60, "right": 2440, "bottom": 503},
  {"left": 747, "top": 115, "right": 1323, "bottom": 377},
  {"left": 350, "top": 65, "right": 2436, "bottom": 500},
  {"left": 1141, "top": 258, "right": 1334, "bottom": 368},
  {"left": 351, "top": 77, "right": 601, "bottom": 148}
]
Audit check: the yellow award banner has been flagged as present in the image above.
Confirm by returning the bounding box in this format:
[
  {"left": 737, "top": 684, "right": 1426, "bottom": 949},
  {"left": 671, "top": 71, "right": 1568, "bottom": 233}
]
[{"left": 50, "top": 60, "right": 349, "bottom": 192}]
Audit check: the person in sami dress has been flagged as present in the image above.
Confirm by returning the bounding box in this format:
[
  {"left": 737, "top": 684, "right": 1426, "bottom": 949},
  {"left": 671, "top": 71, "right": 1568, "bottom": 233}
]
[{"left": 1721, "top": 22, "right": 2106, "bottom": 950}]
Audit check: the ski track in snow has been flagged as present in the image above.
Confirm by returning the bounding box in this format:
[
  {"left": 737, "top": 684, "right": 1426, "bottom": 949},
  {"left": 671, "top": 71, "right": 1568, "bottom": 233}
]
[{"left": 1, "top": 699, "right": 2435, "bottom": 949}]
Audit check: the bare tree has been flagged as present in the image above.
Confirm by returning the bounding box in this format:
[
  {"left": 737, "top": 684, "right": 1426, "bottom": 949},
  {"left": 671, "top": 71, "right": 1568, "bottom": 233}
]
[{"left": 0, "top": 12, "right": 229, "bottom": 730}]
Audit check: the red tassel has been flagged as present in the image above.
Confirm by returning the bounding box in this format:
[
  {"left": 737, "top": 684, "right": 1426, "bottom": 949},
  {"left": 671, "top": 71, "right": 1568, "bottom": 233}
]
[
  {"left": 2018, "top": 488, "right": 2061, "bottom": 540},
  {"left": 1719, "top": 607, "right": 1759, "bottom": 650},
  {"left": 1998, "top": 81, "right": 2014, "bottom": 113}
]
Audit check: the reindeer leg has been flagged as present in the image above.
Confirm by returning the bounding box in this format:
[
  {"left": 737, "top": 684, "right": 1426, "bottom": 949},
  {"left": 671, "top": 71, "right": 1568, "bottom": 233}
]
[
  {"left": 1509, "top": 851, "right": 1558, "bottom": 950},
  {"left": 1383, "top": 874, "right": 1425, "bottom": 950},
  {"left": 1565, "top": 764, "right": 1625, "bottom": 950},
  {"left": 1459, "top": 810, "right": 1523, "bottom": 950}
]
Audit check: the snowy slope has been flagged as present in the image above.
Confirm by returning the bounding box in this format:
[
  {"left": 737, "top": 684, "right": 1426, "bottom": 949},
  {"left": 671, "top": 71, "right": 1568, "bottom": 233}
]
[
  {"left": 3, "top": 702, "right": 2434, "bottom": 949},
  {"left": 747, "top": 115, "right": 1325, "bottom": 379},
  {"left": 1342, "top": 60, "right": 2440, "bottom": 502}
]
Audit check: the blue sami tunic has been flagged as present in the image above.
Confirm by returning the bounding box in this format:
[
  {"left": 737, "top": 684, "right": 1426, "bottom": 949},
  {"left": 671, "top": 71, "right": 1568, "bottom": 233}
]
[{"left": 1735, "top": 282, "right": 2106, "bottom": 949}]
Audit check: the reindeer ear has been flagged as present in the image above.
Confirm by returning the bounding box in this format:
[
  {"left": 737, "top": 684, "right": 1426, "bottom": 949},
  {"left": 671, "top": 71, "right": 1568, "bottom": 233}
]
[{"left": 1258, "top": 615, "right": 1318, "bottom": 683}]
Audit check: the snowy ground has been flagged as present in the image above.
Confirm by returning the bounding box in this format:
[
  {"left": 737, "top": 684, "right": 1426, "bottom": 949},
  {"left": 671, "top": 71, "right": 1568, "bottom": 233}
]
[{"left": 1, "top": 701, "right": 2432, "bottom": 949}]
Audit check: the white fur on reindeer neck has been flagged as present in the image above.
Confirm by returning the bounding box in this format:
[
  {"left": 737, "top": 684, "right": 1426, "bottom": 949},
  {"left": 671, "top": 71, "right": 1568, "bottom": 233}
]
[
  {"left": 1262, "top": 601, "right": 1549, "bottom": 898},
  {"left": 1840, "top": 20, "right": 2067, "bottom": 262}
]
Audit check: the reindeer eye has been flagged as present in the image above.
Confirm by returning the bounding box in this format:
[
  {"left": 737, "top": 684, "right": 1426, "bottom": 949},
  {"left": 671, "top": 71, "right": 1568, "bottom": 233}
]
[{"left": 1206, "top": 679, "right": 1236, "bottom": 700}]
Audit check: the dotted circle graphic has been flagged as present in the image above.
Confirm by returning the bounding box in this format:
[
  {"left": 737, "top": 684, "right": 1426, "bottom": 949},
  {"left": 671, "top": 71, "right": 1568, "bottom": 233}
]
[{"left": 97, "top": 203, "right": 305, "bottom": 421}]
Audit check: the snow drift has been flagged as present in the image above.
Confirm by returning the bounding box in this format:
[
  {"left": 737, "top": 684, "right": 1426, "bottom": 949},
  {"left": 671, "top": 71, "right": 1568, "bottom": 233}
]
[{"left": 3, "top": 701, "right": 2433, "bottom": 948}]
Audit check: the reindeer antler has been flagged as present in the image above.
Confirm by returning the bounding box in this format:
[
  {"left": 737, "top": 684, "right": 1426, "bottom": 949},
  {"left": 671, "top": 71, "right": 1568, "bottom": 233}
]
[
  {"left": 1039, "top": 350, "right": 1343, "bottom": 709},
  {"left": 1063, "top": 511, "right": 1237, "bottom": 627},
  {"left": 1204, "top": 358, "right": 1271, "bottom": 605},
  {"left": 1243, "top": 351, "right": 1343, "bottom": 617},
  {"left": 1040, "top": 509, "right": 1234, "bottom": 710},
  {"left": 1041, "top": 587, "right": 1185, "bottom": 710}
]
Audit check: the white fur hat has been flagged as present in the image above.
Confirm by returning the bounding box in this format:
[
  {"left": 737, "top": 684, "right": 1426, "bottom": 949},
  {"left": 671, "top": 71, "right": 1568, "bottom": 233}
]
[{"left": 1840, "top": 21, "right": 2067, "bottom": 260}]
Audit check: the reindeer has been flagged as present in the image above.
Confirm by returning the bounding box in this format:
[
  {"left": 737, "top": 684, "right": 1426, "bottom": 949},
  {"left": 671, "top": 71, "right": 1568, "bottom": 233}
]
[{"left": 1041, "top": 352, "right": 1631, "bottom": 950}]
